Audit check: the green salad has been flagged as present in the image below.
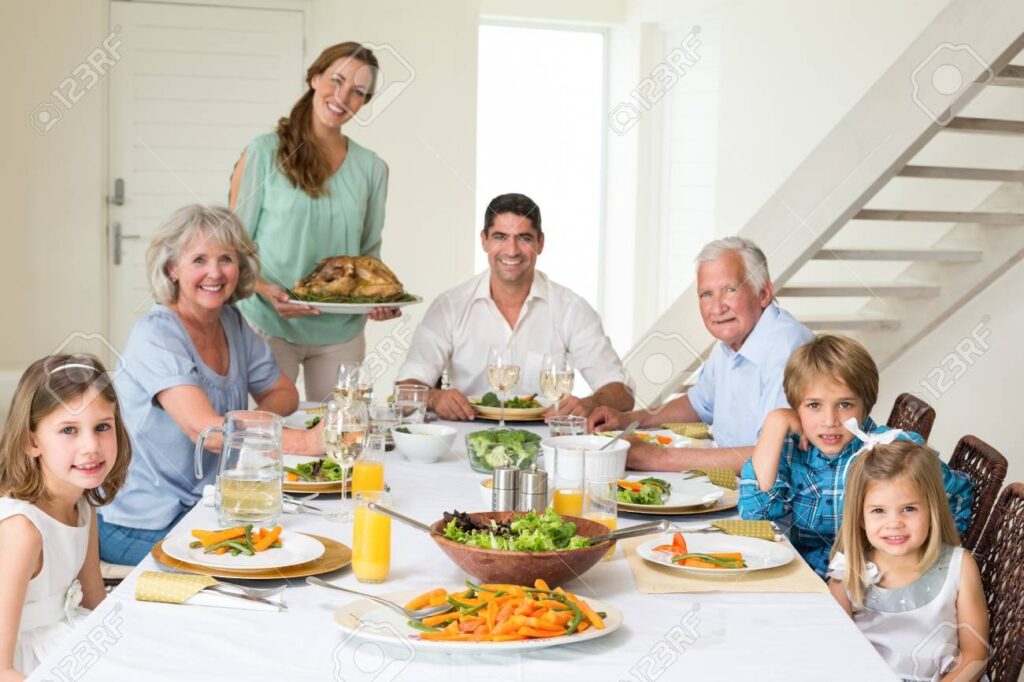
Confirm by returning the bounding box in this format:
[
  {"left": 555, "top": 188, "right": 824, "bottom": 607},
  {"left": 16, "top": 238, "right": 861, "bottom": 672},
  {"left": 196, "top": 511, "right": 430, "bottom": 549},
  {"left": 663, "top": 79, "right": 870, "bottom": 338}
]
[
  {"left": 284, "top": 459, "right": 345, "bottom": 482},
  {"left": 465, "top": 428, "right": 541, "bottom": 472},
  {"left": 442, "top": 509, "right": 590, "bottom": 552},
  {"left": 616, "top": 477, "right": 671, "bottom": 505},
  {"left": 475, "top": 392, "right": 542, "bottom": 409}
]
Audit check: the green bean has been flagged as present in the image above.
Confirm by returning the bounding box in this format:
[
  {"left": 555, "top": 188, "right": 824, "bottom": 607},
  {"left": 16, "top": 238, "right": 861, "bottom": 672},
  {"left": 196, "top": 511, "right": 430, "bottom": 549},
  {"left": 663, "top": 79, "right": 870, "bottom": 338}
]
[{"left": 406, "top": 619, "right": 441, "bottom": 632}]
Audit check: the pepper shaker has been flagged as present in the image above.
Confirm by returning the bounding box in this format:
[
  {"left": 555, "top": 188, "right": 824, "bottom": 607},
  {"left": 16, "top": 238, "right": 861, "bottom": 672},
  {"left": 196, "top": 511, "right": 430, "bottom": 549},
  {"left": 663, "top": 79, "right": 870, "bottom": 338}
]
[
  {"left": 517, "top": 466, "right": 548, "bottom": 514},
  {"left": 491, "top": 467, "right": 519, "bottom": 512}
]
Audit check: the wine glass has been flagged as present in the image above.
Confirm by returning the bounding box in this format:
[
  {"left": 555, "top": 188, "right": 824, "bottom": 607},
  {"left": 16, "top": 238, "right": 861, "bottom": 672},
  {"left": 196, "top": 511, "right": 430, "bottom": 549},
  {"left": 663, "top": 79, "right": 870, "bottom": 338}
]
[
  {"left": 323, "top": 399, "right": 368, "bottom": 522},
  {"left": 539, "top": 353, "right": 575, "bottom": 416},
  {"left": 487, "top": 345, "right": 520, "bottom": 428},
  {"left": 335, "top": 362, "right": 372, "bottom": 405}
]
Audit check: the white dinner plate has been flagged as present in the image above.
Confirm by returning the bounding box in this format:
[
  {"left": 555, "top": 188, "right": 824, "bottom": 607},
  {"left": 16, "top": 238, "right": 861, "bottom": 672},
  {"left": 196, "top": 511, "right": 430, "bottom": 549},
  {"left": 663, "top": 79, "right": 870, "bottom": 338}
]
[
  {"left": 596, "top": 429, "right": 690, "bottom": 448},
  {"left": 282, "top": 454, "right": 348, "bottom": 492},
  {"left": 333, "top": 588, "right": 623, "bottom": 652},
  {"left": 163, "top": 529, "right": 325, "bottom": 570},
  {"left": 469, "top": 396, "right": 550, "bottom": 421},
  {"left": 286, "top": 295, "right": 423, "bottom": 315},
  {"left": 637, "top": 533, "right": 795, "bottom": 575},
  {"left": 284, "top": 409, "right": 324, "bottom": 430},
  {"left": 616, "top": 474, "right": 725, "bottom": 512}
]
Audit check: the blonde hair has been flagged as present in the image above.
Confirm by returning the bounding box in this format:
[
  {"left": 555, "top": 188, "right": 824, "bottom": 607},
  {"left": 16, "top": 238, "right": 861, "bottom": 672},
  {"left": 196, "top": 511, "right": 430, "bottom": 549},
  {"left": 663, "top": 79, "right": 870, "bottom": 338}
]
[
  {"left": 833, "top": 440, "right": 960, "bottom": 606},
  {"left": 783, "top": 334, "right": 878, "bottom": 414},
  {"left": 146, "top": 205, "right": 260, "bottom": 305},
  {"left": 0, "top": 354, "right": 132, "bottom": 507}
]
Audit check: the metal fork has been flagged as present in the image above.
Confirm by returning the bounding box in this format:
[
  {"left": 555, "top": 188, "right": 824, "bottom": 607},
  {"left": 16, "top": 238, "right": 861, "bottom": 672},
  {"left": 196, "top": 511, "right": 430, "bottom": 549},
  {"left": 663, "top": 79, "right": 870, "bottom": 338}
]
[
  {"left": 306, "top": 577, "right": 453, "bottom": 619},
  {"left": 211, "top": 581, "right": 287, "bottom": 599}
]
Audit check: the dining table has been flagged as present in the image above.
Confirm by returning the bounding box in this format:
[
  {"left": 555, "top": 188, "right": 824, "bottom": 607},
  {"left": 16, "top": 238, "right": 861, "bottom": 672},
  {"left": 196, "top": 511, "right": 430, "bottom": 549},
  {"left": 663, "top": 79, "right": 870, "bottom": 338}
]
[{"left": 29, "top": 416, "right": 897, "bottom": 682}]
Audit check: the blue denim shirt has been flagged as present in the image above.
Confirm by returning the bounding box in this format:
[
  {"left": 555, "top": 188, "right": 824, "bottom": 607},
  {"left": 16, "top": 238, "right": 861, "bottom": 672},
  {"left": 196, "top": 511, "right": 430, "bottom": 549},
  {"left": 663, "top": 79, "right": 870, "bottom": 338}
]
[{"left": 738, "top": 418, "right": 974, "bottom": 577}]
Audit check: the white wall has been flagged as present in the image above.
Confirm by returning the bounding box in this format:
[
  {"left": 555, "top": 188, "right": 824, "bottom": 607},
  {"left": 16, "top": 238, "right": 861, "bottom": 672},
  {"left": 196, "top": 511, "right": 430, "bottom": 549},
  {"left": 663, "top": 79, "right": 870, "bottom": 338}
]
[{"left": 0, "top": 0, "right": 479, "bottom": 404}]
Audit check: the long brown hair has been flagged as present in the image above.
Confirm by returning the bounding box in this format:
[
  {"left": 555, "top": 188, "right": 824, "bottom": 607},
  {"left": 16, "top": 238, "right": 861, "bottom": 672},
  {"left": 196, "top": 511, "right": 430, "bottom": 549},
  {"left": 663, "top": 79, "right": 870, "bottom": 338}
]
[
  {"left": 0, "top": 354, "right": 132, "bottom": 507},
  {"left": 833, "top": 441, "right": 959, "bottom": 606},
  {"left": 277, "top": 42, "right": 379, "bottom": 197}
]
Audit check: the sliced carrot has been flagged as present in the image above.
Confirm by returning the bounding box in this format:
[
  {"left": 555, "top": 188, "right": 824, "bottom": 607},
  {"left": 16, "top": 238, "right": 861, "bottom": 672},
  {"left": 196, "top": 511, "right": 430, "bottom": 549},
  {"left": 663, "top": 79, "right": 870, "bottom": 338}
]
[
  {"left": 577, "top": 622, "right": 590, "bottom": 632},
  {"left": 251, "top": 525, "right": 281, "bottom": 552},
  {"left": 488, "top": 634, "right": 526, "bottom": 642},
  {"left": 191, "top": 526, "right": 246, "bottom": 548},
  {"left": 421, "top": 612, "right": 459, "bottom": 627},
  {"left": 286, "top": 472, "right": 299, "bottom": 482},
  {"left": 656, "top": 435, "right": 673, "bottom": 445},
  {"left": 534, "top": 578, "right": 551, "bottom": 591},
  {"left": 617, "top": 480, "right": 643, "bottom": 492},
  {"left": 518, "top": 627, "right": 566, "bottom": 638},
  {"left": 405, "top": 588, "right": 445, "bottom": 611}
]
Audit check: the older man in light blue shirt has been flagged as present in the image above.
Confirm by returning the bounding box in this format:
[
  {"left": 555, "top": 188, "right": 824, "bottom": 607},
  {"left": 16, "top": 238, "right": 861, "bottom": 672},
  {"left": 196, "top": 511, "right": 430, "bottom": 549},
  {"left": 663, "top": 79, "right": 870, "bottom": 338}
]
[{"left": 589, "top": 237, "right": 813, "bottom": 471}]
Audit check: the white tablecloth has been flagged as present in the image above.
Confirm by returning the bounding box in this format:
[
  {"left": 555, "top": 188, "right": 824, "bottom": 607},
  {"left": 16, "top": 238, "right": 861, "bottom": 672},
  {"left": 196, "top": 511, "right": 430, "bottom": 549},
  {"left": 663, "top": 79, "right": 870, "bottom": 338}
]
[{"left": 29, "top": 419, "right": 896, "bottom": 682}]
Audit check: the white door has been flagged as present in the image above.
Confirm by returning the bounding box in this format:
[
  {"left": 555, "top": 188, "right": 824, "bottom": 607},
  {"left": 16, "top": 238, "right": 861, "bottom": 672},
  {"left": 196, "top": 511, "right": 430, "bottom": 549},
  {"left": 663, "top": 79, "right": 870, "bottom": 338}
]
[{"left": 107, "top": 1, "right": 304, "bottom": 347}]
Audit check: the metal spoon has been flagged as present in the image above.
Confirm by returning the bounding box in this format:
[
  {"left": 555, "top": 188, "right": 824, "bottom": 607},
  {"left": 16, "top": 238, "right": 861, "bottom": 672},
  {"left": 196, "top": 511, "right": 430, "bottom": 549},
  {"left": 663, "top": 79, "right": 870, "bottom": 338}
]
[
  {"left": 306, "top": 577, "right": 452, "bottom": 618},
  {"left": 367, "top": 503, "right": 445, "bottom": 537},
  {"left": 589, "top": 519, "right": 670, "bottom": 545},
  {"left": 599, "top": 421, "right": 641, "bottom": 450}
]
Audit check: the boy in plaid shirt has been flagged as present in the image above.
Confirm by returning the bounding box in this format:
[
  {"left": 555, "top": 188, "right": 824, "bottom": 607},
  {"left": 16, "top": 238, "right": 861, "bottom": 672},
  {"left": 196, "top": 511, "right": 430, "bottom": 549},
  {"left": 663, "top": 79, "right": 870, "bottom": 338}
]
[{"left": 738, "top": 335, "right": 973, "bottom": 577}]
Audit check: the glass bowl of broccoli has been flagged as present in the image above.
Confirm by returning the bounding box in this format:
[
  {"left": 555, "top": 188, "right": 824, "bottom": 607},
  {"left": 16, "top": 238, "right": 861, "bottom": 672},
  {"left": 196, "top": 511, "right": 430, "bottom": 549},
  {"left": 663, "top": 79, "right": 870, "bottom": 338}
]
[{"left": 464, "top": 428, "right": 543, "bottom": 473}]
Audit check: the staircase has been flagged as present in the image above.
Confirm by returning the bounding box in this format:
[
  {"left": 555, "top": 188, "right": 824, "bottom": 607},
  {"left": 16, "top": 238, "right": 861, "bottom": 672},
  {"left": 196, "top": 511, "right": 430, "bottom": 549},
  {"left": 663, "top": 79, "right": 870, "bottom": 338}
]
[{"left": 626, "top": 0, "right": 1024, "bottom": 408}]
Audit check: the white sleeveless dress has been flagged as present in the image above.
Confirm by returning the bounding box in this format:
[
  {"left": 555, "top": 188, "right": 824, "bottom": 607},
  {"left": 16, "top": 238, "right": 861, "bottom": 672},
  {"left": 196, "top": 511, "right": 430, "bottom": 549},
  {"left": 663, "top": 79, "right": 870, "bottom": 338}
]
[
  {"left": 831, "top": 545, "right": 973, "bottom": 682},
  {"left": 0, "top": 496, "right": 91, "bottom": 675}
]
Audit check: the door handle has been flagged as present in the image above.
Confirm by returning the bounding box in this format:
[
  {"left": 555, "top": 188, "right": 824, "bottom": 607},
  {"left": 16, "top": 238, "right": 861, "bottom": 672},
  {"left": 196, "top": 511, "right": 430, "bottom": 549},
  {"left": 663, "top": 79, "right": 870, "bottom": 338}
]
[
  {"left": 111, "top": 178, "right": 125, "bottom": 206},
  {"left": 112, "top": 222, "right": 141, "bottom": 266}
]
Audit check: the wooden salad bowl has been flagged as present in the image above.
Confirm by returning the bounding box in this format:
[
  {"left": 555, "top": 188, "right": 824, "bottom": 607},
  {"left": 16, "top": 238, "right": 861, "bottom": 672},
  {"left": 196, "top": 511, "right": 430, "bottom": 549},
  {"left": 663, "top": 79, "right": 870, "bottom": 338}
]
[{"left": 428, "top": 511, "right": 613, "bottom": 586}]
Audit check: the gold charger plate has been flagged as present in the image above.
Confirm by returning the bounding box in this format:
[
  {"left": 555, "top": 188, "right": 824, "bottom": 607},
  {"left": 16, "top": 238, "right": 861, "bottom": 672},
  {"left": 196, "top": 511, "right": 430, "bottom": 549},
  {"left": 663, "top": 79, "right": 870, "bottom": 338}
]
[
  {"left": 151, "top": 533, "right": 351, "bottom": 580},
  {"left": 283, "top": 480, "right": 345, "bottom": 494},
  {"left": 619, "top": 489, "right": 739, "bottom": 516}
]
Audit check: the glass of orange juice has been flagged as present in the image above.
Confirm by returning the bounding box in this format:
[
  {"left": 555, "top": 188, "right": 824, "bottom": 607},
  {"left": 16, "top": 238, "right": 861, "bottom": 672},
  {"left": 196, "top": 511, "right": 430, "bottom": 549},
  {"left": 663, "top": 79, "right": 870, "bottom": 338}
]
[
  {"left": 585, "top": 476, "right": 618, "bottom": 560},
  {"left": 352, "top": 490, "right": 391, "bottom": 583},
  {"left": 351, "top": 434, "right": 386, "bottom": 495},
  {"left": 552, "top": 447, "right": 585, "bottom": 517}
]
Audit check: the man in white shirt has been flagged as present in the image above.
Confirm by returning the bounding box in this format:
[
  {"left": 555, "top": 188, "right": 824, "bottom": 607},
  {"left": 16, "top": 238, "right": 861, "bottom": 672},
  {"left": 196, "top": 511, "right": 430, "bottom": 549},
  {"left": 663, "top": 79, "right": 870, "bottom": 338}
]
[
  {"left": 589, "top": 237, "right": 814, "bottom": 472},
  {"left": 397, "top": 193, "right": 633, "bottom": 421}
]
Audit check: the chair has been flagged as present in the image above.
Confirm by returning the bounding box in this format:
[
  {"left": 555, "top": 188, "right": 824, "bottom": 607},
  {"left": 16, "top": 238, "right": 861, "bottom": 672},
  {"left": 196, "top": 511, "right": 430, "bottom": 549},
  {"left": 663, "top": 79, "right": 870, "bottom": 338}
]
[
  {"left": 948, "top": 436, "right": 1008, "bottom": 551},
  {"left": 972, "top": 483, "right": 1024, "bottom": 681},
  {"left": 100, "top": 560, "right": 133, "bottom": 587},
  {"left": 885, "top": 392, "right": 936, "bottom": 440}
]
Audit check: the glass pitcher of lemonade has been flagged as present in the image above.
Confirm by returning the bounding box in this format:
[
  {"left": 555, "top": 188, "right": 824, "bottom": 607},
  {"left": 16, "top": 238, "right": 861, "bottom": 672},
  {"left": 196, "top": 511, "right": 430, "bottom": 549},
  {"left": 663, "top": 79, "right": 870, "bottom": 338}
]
[{"left": 194, "top": 410, "right": 284, "bottom": 527}]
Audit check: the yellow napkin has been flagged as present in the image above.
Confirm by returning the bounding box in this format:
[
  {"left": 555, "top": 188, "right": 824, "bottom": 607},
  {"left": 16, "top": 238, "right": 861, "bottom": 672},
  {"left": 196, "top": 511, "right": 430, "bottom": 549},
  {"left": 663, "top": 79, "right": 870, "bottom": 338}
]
[
  {"left": 711, "top": 520, "right": 775, "bottom": 541},
  {"left": 135, "top": 571, "right": 217, "bottom": 604},
  {"left": 662, "top": 422, "right": 711, "bottom": 439},
  {"left": 686, "top": 467, "right": 737, "bottom": 489},
  {"left": 621, "top": 536, "right": 827, "bottom": 594}
]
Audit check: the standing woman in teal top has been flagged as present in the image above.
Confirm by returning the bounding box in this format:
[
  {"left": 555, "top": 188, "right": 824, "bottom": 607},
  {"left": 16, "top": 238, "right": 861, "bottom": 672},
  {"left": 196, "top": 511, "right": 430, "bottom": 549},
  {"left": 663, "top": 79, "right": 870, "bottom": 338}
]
[{"left": 229, "top": 42, "right": 399, "bottom": 402}]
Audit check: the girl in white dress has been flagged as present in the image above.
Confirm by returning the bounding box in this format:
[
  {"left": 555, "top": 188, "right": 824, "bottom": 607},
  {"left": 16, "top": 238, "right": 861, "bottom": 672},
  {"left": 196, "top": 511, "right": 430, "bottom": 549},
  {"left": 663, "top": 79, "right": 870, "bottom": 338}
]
[
  {"left": 827, "top": 440, "right": 989, "bottom": 682},
  {"left": 0, "top": 355, "right": 131, "bottom": 681}
]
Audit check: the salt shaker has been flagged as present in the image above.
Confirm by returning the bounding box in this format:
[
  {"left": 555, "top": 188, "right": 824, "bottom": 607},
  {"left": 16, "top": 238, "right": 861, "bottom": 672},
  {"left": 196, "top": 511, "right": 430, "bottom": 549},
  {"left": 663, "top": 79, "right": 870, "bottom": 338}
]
[
  {"left": 517, "top": 466, "right": 548, "bottom": 514},
  {"left": 491, "top": 467, "right": 519, "bottom": 512}
]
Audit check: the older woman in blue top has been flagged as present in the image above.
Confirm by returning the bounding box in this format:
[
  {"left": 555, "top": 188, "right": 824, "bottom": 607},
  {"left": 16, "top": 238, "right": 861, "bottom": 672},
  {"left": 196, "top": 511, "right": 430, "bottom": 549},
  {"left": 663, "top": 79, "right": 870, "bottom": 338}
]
[
  {"left": 98, "top": 205, "right": 325, "bottom": 565},
  {"left": 590, "top": 237, "right": 814, "bottom": 472},
  {"left": 229, "top": 41, "right": 399, "bottom": 403}
]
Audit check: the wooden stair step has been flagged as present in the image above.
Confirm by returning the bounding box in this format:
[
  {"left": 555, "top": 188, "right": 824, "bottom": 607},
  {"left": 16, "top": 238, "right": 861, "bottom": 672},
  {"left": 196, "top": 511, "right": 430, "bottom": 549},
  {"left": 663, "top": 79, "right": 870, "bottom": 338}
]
[
  {"left": 813, "top": 248, "right": 982, "bottom": 263},
  {"left": 779, "top": 282, "right": 940, "bottom": 298},
  {"left": 855, "top": 209, "right": 1024, "bottom": 225},
  {"left": 945, "top": 117, "right": 1024, "bottom": 135},
  {"left": 899, "top": 165, "right": 1024, "bottom": 182},
  {"left": 801, "top": 316, "right": 901, "bottom": 332},
  {"left": 990, "top": 64, "right": 1024, "bottom": 88}
]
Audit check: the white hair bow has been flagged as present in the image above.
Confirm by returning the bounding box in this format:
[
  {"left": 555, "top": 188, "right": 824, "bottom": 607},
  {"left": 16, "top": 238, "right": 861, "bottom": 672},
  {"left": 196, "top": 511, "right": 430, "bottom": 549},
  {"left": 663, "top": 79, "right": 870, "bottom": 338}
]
[{"left": 842, "top": 418, "right": 905, "bottom": 456}]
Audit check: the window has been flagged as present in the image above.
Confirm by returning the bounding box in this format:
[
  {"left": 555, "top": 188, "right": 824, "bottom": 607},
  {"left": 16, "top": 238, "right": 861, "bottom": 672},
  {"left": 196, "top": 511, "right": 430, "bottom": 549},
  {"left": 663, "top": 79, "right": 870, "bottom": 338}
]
[{"left": 476, "top": 23, "right": 606, "bottom": 311}]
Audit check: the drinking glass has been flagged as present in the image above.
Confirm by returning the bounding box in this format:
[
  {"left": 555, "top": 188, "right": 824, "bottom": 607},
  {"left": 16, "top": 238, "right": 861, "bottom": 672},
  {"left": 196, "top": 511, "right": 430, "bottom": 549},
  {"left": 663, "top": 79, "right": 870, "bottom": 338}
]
[
  {"left": 352, "top": 491, "right": 392, "bottom": 583},
  {"left": 549, "top": 415, "right": 587, "bottom": 437},
  {"left": 539, "top": 353, "right": 574, "bottom": 416},
  {"left": 585, "top": 476, "right": 618, "bottom": 560},
  {"left": 487, "top": 345, "right": 520, "bottom": 428},
  {"left": 394, "top": 385, "right": 428, "bottom": 424},
  {"left": 368, "top": 401, "right": 399, "bottom": 449},
  {"left": 323, "top": 399, "right": 367, "bottom": 522},
  {"left": 352, "top": 434, "right": 386, "bottom": 495},
  {"left": 335, "top": 362, "right": 372, "bottom": 405},
  {"left": 551, "top": 447, "right": 585, "bottom": 517}
]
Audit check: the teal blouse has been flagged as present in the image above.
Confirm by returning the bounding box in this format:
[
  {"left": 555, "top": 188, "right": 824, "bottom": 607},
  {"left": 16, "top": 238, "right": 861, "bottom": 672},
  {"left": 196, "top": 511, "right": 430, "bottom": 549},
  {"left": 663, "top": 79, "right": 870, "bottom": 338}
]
[{"left": 234, "top": 132, "right": 389, "bottom": 345}]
